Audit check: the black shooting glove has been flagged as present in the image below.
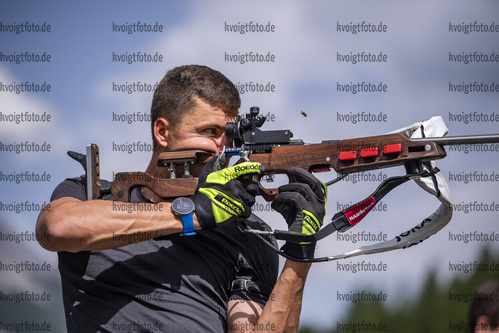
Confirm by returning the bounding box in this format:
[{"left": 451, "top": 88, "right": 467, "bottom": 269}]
[
  {"left": 191, "top": 157, "right": 263, "bottom": 229},
  {"left": 271, "top": 167, "right": 327, "bottom": 259}
]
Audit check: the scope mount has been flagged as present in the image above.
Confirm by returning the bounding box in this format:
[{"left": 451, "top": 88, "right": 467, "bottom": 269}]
[{"left": 225, "top": 106, "right": 293, "bottom": 153}]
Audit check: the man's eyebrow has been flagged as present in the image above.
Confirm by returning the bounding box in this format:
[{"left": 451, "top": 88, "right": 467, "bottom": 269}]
[{"left": 197, "top": 122, "right": 225, "bottom": 130}]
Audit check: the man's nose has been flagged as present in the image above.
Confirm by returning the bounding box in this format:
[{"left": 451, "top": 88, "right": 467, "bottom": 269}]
[{"left": 216, "top": 133, "right": 231, "bottom": 154}]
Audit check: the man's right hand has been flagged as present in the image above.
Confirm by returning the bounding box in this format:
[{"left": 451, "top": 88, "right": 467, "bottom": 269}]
[
  {"left": 271, "top": 167, "right": 327, "bottom": 259},
  {"left": 192, "top": 157, "right": 263, "bottom": 229}
]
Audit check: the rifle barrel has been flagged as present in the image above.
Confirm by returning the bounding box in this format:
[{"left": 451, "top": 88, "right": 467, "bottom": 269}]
[{"left": 416, "top": 134, "right": 499, "bottom": 146}]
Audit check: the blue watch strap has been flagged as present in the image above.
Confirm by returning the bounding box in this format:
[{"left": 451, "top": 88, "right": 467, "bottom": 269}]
[{"left": 180, "top": 212, "right": 196, "bottom": 236}]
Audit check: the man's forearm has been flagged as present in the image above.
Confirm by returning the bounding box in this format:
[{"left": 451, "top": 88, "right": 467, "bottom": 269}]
[
  {"left": 259, "top": 260, "right": 311, "bottom": 332},
  {"left": 36, "top": 197, "right": 198, "bottom": 252}
]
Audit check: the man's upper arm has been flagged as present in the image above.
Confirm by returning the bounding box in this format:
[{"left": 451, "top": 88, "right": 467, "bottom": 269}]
[{"left": 225, "top": 217, "right": 278, "bottom": 331}]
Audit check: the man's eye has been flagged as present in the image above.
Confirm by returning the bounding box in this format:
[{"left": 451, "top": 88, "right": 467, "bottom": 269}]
[{"left": 204, "top": 128, "right": 217, "bottom": 135}]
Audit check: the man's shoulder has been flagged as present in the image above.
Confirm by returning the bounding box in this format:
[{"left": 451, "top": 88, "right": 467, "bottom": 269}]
[{"left": 50, "top": 176, "right": 112, "bottom": 202}]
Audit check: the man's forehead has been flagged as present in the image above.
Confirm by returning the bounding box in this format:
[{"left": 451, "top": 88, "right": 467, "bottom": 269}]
[{"left": 189, "top": 98, "right": 236, "bottom": 119}]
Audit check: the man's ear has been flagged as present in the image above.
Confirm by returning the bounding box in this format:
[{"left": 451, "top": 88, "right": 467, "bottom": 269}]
[{"left": 153, "top": 117, "right": 170, "bottom": 149}]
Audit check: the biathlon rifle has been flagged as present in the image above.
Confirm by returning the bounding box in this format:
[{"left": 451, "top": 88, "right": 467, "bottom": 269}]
[{"left": 68, "top": 107, "right": 499, "bottom": 262}]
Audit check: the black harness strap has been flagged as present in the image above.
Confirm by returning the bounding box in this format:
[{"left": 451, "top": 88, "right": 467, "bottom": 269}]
[{"left": 230, "top": 279, "right": 274, "bottom": 296}]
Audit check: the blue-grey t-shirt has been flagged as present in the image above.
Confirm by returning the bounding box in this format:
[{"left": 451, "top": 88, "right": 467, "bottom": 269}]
[{"left": 51, "top": 176, "right": 278, "bottom": 333}]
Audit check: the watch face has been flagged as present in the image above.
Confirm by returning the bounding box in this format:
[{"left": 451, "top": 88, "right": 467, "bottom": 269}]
[{"left": 172, "top": 197, "right": 195, "bottom": 215}]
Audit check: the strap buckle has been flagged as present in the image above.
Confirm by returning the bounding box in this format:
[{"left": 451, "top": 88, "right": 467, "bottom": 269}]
[
  {"left": 230, "top": 278, "right": 273, "bottom": 296},
  {"left": 231, "top": 279, "right": 251, "bottom": 292}
]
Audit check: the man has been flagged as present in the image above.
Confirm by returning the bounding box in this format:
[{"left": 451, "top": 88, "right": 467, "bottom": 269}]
[
  {"left": 36, "top": 65, "right": 326, "bottom": 332},
  {"left": 468, "top": 280, "right": 499, "bottom": 332}
]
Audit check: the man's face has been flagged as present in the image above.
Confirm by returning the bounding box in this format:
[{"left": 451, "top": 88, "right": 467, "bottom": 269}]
[{"left": 165, "top": 97, "right": 234, "bottom": 155}]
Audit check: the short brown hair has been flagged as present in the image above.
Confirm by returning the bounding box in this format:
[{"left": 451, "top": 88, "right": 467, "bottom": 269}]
[
  {"left": 468, "top": 280, "right": 499, "bottom": 332},
  {"left": 150, "top": 65, "right": 240, "bottom": 144}
]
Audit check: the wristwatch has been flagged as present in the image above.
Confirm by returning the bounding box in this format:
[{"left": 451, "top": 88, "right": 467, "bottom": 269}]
[{"left": 171, "top": 197, "right": 196, "bottom": 236}]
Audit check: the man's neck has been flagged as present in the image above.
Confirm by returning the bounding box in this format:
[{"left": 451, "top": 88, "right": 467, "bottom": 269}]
[{"left": 145, "top": 150, "right": 162, "bottom": 176}]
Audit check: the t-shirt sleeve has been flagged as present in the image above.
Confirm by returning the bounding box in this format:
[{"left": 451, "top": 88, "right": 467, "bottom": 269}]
[
  {"left": 228, "top": 216, "right": 279, "bottom": 305},
  {"left": 50, "top": 176, "right": 88, "bottom": 202},
  {"left": 50, "top": 176, "right": 111, "bottom": 202}
]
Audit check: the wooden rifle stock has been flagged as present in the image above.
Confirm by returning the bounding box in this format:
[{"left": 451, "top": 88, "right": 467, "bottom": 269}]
[
  {"left": 85, "top": 133, "right": 499, "bottom": 202},
  {"left": 103, "top": 150, "right": 212, "bottom": 202},
  {"left": 250, "top": 133, "right": 447, "bottom": 200}
]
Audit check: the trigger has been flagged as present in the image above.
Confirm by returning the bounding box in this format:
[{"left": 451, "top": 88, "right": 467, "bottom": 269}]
[
  {"left": 264, "top": 174, "right": 275, "bottom": 183},
  {"left": 215, "top": 147, "right": 228, "bottom": 170},
  {"left": 239, "top": 150, "right": 251, "bottom": 162}
]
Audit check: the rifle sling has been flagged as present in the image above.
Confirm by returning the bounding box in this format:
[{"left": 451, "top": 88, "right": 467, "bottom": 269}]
[{"left": 243, "top": 169, "right": 441, "bottom": 263}]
